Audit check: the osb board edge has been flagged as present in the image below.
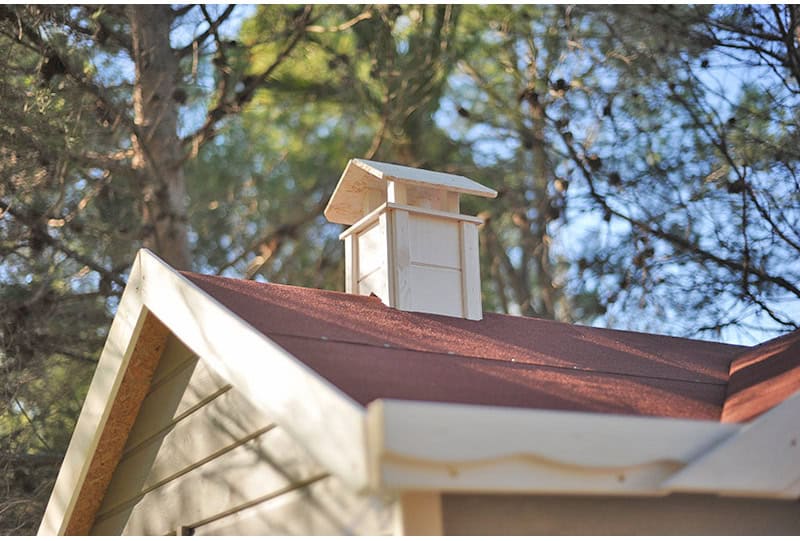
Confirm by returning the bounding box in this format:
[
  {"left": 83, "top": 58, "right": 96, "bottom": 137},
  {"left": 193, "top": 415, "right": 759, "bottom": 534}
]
[{"left": 63, "top": 312, "right": 170, "bottom": 535}]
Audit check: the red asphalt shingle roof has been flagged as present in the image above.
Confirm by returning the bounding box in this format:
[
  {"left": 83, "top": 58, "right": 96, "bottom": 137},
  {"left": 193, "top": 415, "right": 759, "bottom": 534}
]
[
  {"left": 180, "top": 272, "right": 788, "bottom": 422},
  {"left": 722, "top": 329, "right": 800, "bottom": 423}
]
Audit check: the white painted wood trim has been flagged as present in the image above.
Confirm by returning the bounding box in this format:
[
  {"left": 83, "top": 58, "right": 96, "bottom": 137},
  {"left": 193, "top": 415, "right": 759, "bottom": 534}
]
[
  {"left": 379, "top": 211, "right": 395, "bottom": 309},
  {"left": 661, "top": 391, "right": 800, "bottom": 499},
  {"left": 38, "top": 249, "right": 370, "bottom": 535},
  {"left": 386, "top": 180, "right": 406, "bottom": 205},
  {"left": 344, "top": 235, "right": 357, "bottom": 294},
  {"left": 338, "top": 203, "right": 482, "bottom": 242},
  {"left": 325, "top": 158, "right": 495, "bottom": 225},
  {"left": 338, "top": 203, "right": 388, "bottom": 240},
  {"left": 365, "top": 399, "right": 740, "bottom": 496},
  {"left": 386, "top": 202, "right": 484, "bottom": 225},
  {"left": 390, "top": 209, "right": 411, "bottom": 310},
  {"left": 460, "top": 221, "right": 482, "bottom": 320},
  {"left": 38, "top": 259, "right": 149, "bottom": 535}
]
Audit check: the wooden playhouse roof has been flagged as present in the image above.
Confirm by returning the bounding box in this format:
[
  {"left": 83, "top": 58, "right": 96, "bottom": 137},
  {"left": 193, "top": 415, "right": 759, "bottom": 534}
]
[
  {"left": 39, "top": 251, "right": 800, "bottom": 534},
  {"left": 182, "top": 271, "right": 761, "bottom": 422}
]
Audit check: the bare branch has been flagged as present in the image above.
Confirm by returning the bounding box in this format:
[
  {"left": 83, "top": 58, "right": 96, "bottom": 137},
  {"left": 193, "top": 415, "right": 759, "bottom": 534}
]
[
  {"left": 181, "top": 6, "right": 313, "bottom": 158},
  {"left": 177, "top": 4, "right": 236, "bottom": 56},
  {"left": 306, "top": 10, "right": 372, "bottom": 33}
]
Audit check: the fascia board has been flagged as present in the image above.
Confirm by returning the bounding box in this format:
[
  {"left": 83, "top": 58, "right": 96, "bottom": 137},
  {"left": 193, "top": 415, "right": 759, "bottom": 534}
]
[
  {"left": 38, "top": 254, "right": 149, "bottom": 535},
  {"left": 365, "top": 399, "right": 739, "bottom": 496},
  {"left": 135, "top": 250, "right": 369, "bottom": 489},
  {"left": 38, "top": 250, "right": 370, "bottom": 535},
  {"left": 661, "top": 390, "right": 800, "bottom": 499}
]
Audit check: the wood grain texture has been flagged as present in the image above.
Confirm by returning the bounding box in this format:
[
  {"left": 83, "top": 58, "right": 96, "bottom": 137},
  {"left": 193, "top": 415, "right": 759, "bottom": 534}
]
[
  {"left": 408, "top": 214, "right": 460, "bottom": 269},
  {"left": 406, "top": 265, "right": 463, "bottom": 317},
  {"left": 663, "top": 391, "right": 800, "bottom": 498},
  {"left": 124, "top": 352, "right": 227, "bottom": 452},
  {"left": 356, "top": 218, "right": 386, "bottom": 280},
  {"left": 63, "top": 311, "right": 170, "bottom": 535},
  {"left": 391, "top": 209, "right": 411, "bottom": 309},
  {"left": 366, "top": 399, "right": 738, "bottom": 496},
  {"left": 325, "top": 158, "right": 495, "bottom": 225},
  {"left": 344, "top": 235, "right": 356, "bottom": 294},
  {"left": 91, "top": 353, "right": 357, "bottom": 536}
]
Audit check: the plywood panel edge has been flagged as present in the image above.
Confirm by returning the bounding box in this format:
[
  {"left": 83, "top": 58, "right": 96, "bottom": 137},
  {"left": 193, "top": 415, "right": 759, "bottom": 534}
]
[
  {"left": 63, "top": 311, "right": 170, "bottom": 535},
  {"left": 38, "top": 251, "right": 154, "bottom": 535}
]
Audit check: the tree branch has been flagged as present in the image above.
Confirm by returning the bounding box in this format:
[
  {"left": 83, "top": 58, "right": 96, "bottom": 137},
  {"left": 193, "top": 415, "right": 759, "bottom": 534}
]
[
  {"left": 306, "top": 10, "right": 372, "bottom": 33},
  {"left": 181, "top": 6, "right": 313, "bottom": 158},
  {"left": 177, "top": 4, "right": 236, "bottom": 56},
  {"left": 0, "top": 200, "right": 126, "bottom": 288}
]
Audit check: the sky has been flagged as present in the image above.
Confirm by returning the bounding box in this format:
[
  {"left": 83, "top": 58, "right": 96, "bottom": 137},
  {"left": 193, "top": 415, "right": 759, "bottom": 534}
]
[{"left": 69, "top": 5, "right": 800, "bottom": 347}]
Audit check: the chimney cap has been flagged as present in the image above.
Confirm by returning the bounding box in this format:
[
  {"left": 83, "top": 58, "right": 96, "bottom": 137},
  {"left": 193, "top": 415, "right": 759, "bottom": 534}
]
[{"left": 324, "top": 158, "right": 497, "bottom": 225}]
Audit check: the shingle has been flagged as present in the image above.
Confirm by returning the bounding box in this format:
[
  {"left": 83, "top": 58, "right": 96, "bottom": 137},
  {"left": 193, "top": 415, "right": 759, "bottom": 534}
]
[
  {"left": 182, "top": 272, "right": 745, "bottom": 420},
  {"left": 722, "top": 329, "right": 800, "bottom": 423}
]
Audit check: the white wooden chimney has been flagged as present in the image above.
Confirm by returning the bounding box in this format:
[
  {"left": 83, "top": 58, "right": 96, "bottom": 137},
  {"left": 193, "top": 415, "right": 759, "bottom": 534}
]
[{"left": 325, "top": 159, "right": 497, "bottom": 320}]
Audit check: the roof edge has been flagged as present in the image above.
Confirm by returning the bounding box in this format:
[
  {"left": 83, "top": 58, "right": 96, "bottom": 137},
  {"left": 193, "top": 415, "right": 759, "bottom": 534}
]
[
  {"left": 324, "top": 158, "right": 497, "bottom": 225},
  {"left": 365, "top": 399, "right": 752, "bottom": 497},
  {"left": 353, "top": 158, "right": 498, "bottom": 198},
  {"left": 137, "top": 250, "right": 370, "bottom": 488},
  {"left": 38, "top": 251, "right": 152, "bottom": 535},
  {"left": 662, "top": 390, "right": 800, "bottom": 498}
]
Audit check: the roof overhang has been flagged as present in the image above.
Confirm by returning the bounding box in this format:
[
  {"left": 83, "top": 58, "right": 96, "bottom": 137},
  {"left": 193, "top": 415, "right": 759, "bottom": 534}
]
[
  {"left": 364, "top": 397, "right": 800, "bottom": 499},
  {"left": 324, "top": 159, "right": 497, "bottom": 225},
  {"left": 39, "top": 250, "right": 800, "bottom": 535}
]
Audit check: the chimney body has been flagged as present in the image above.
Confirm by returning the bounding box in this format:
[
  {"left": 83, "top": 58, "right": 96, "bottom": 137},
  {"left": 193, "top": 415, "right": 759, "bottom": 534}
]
[{"left": 325, "top": 159, "right": 496, "bottom": 320}]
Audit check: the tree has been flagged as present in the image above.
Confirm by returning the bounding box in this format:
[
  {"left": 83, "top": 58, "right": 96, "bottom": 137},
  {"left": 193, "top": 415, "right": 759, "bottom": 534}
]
[
  {"left": 562, "top": 4, "right": 800, "bottom": 339},
  {"left": 0, "top": 5, "right": 311, "bottom": 532},
  {"left": 447, "top": 5, "right": 606, "bottom": 321},
  {"left": 197, "top": 5, "right": 474, "bottom": 286},
  {"left": 2, "top": 4, "right": 798, "bottom": 533},
  {"left": 444, "top": 5, "right": 799, "bottom": 339}
]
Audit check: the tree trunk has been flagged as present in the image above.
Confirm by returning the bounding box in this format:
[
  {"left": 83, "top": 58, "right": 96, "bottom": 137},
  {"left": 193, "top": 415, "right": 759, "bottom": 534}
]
[{"left": 128, "top": 5, "right": 191, "bottom": 270}]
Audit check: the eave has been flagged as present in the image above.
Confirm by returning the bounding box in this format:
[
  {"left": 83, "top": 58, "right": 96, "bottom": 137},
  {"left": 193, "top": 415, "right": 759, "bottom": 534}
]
[{"left": 364, "top": 398, "right": 799, "bottom": 499}]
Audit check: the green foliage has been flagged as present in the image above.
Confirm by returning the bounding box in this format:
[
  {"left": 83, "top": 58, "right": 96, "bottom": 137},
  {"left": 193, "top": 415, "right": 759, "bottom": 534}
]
[{"left": 1, "top": 3, "right": 799, "bottom": 533}]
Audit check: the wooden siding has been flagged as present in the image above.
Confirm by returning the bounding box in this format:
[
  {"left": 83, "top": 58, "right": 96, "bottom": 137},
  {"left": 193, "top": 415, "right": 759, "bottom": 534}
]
[
  {"left": 90, "top": 334, "right": 393, "bottom": 535},
  {"left": 191, "top": 475, "right": 395, "bottom": 535},
  {"left": 441, "top": 493, "right": 800, "bottom": 535}
]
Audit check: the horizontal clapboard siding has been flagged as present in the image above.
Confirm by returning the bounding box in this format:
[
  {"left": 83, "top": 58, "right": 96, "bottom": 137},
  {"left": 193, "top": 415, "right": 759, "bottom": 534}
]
[
  {"left": 92, "top": 423, "right": 327, "bottom": 535},
  {"left": 192, "top": 474, "right": 395, "bottom": 535},
  {"left": 91, "top": 334, "right": 393, "bottom": 535}
]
